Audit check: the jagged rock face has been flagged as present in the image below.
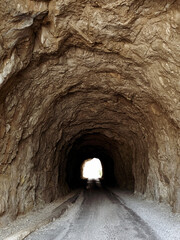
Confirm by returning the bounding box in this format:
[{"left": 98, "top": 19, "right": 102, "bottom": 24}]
[{"left": 0, "top": 0, "right": 180, "bottom": 217}]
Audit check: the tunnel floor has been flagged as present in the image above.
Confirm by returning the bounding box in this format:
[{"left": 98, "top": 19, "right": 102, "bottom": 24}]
[
  {"left": 25, "top": 185, "right": 159, "bottom": 240},
  {"left": 3, "top": 184, "right": 176, "bottom": 240}
]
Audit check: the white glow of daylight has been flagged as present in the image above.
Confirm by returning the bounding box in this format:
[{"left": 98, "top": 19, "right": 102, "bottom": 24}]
[{"left": 82, "top": 158, "right": 102, "bottom": 179}]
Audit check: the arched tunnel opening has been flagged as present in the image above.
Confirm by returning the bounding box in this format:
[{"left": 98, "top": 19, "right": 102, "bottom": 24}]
[
  {"left": 65, "top": 134, "right": 120, "bottom": 190},
  {"left": 0, "top": 0, "right": 180, "bottom": 222},
  {"left": 81, "top": 158, "right": 103, "bottom": 180},
  {"left": 58, "top": 129, "right": 145, "bottom": 197}
]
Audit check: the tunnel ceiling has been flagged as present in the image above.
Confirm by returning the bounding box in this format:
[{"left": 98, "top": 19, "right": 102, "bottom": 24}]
[{"left": 0, "top": 0, "right": 180, "bottom": 217}]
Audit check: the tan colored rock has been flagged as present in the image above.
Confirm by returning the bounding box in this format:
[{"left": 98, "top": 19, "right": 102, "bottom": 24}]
[{"left": 0, "top": 0, "right": 180, "bottom": 219}]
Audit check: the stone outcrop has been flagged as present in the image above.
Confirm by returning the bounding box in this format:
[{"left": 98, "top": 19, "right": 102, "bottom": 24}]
[{"left": 0, "top": 0, "right": 180, "bottom": 218}]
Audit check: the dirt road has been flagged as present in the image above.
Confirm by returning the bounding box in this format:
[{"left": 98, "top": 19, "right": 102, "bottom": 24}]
[{"left": 26, "top": 183, "right": 159, "bottom": 240}]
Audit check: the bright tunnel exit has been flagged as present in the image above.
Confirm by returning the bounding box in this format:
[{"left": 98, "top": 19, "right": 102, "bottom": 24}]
[{"left": 82, "top": 158, "right": 103, "bottom": 179}]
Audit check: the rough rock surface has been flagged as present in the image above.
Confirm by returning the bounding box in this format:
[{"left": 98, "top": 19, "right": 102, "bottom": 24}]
[{"left": 0, "top": 0, "right": 180, "bottom": 219}]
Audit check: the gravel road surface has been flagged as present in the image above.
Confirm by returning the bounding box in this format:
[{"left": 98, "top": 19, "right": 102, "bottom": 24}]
[{"left": 26, "top": 181, "right": 159, "bottom": 240}]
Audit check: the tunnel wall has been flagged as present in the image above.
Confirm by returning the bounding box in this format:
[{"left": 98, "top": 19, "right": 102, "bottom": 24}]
[{"left": 0, "top": 0, "right": 180, "bottom": 218}]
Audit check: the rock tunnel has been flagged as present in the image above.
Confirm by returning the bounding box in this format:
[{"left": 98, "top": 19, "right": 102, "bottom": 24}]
[{"left": 0, "top": 0, "right": 180, "bottom": 219}]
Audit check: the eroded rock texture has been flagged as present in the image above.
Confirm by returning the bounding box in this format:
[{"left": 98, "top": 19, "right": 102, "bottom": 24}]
[{"left": 0, "top": 0, "right": 180, "bottom": 218}]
